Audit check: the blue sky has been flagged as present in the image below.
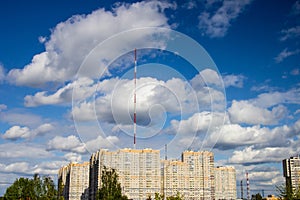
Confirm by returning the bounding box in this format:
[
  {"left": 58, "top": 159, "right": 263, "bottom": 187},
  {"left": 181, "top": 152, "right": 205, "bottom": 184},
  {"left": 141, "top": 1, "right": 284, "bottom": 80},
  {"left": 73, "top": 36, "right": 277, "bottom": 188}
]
[{"left": 0, "top": 0, "right": 300, "bottom": 197}]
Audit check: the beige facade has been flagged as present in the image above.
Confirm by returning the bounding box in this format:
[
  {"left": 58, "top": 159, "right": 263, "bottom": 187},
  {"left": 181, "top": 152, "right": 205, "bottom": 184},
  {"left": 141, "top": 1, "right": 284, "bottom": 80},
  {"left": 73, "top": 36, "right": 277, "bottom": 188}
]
[
  {"left": 58, "top": 162, "right": 89, "bottom": 200},
  {"left": 181, "top": 151, "right": 215, "bottom": 200},
  {"left": 283, "top": 156, "right": 300, "bottom": 192},
  {"left": 161, "top": 160, "right": 189, "bottom": 197},
  {"left": 89, "top": 148, "right": 161, "bottom": 200},
  {"left": 215, "top": 166, "right": 236, "bottom": 200}
]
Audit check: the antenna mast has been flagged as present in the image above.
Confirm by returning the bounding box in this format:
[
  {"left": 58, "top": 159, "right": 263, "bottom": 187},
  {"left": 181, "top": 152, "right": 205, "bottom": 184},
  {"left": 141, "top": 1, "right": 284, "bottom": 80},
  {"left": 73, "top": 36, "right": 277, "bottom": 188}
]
[
  {"left": 133, "top": 49, "right": 137, "bottom": 149},
  {"left": 246, "top": 171, "right": 250, "bottom": 200},
  {"left": 241, "top": 180, "right": 243, "bottom": 199}
]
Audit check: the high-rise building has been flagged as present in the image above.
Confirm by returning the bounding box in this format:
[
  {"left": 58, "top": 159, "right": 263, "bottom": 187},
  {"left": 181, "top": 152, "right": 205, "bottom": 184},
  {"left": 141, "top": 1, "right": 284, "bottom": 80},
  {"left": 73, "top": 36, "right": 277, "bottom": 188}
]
[
  {"left": 58, "top": 162, "right": 90, "bottom": 200},
  {"left": 215, "top": 166, "right": 237, "bottom": 200},
  {"left": 181, "top": 151, "right": 215, "bottom": 200},
  {"left": 161, "top": 160, "right": 189, "bottom": 197},
  {"left": 283, "top": 156, "right": 300, "bottom": 192},
  {"left": 89, "top": 148, "right": 161, "bottom": 200}
]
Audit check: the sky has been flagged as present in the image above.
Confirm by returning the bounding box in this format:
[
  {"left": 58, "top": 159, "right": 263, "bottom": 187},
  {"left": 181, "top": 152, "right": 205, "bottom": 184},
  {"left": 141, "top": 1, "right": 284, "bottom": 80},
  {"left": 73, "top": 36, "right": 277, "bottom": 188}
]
[{"left": 0, "top": 0, "right": 299, "bottom": 197}]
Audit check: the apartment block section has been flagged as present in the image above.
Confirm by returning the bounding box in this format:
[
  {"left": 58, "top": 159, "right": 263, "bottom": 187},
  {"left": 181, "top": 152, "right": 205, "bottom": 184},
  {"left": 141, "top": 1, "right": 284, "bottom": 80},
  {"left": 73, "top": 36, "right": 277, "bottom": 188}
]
[
  {"left": 181, "top": 151, "right": 215, "bottom": 200},
  {"left": 89, "top": 148, "right": 160, "bottom": 200},
  {"left": 58, "top": 162, "right": 89, "bottom": 200},
  {"left": 215, "top": 166, "right": 236, "bottom": 200},
  {"left": 283, "top": 156, "right": 300, "bottom": 192}
]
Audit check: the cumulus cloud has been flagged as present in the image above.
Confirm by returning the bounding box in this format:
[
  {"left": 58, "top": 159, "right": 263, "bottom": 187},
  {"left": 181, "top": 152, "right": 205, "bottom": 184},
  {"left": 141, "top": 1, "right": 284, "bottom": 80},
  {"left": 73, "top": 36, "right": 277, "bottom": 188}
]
[
  {"left": 0, "top": 143, "right": 53, "bottom": 158},
  {"left": 222, "top": 74, "right": 245, "bottom": 88},
  {"left": 228, "top": 88, "right": 300, "bottom": 125},
  {"left": 25, "top": 77, "right": 97, "bottom": 107},
  {"left": 2, "top": 123, "right": 54, "bottom": 140},
  {"left": 47, "top": 134, "right": 119, "bottom": 154},
  {"left": 228, "top": 145, "right": 294, "bottom": 165},
  {"left": 208, "top": 122, "right": 295, "bottom": 150},
  {"left": 7, "top": 1, "right": 172, "bottom": 87},
  {"left": 275, "top": 48, "right": 300, "bottom": 63},
  {"left": 71, "top": 71, "right": 226, "bottom": 126},
  {"left": 0, "top": 110, "right": 43, "bottom": 126},
  {"left": 0, "top": 160, "right": 67, "bottom": 175},
  {"left": 63, "top": 152, "right": 82, "bottom": 163},
  {"left": 198, "top": 0, "right": 252, "bottom": 38},
  {"left": 228, "top": 100, "right": 287, "bottom": 125},
  {"left": 47, "top": 135, "right": 86, "bottom": 153}
]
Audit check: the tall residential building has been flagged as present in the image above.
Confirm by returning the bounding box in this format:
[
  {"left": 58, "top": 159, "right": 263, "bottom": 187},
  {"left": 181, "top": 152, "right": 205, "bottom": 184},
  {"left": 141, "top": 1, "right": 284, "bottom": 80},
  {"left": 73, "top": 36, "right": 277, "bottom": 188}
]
[
  {"left": 58, "top": 162, "right": 90, "bottom": 200},
  {"left": 181, "top": 150, "right": 215, "bottom": 200},
  {"left": 161, "top": 160, "right": 189, "bottom": 197},
  {"left": 283, "top": 156, "right": 300, "bottom": 192},
  {"left": 215, "top": 166, "right": 237, "bottom": 200},
  {"left": 89, "top": 148, "right": 161, "bottom": 200}
]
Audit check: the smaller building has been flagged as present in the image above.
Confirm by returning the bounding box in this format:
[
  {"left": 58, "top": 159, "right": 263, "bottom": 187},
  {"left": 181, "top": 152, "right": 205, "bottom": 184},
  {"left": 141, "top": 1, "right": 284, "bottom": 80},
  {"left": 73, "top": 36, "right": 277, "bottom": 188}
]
[
  {"left": 58, "top": 162, "right": 90, "bottom": 200},
  {"left": 214, "top": 166, "right": 236, "bottom": 200},
  {"left": 263, "top": 195, "right": 279, "bottom": 200},
  {"left": 283, "top": 156, "right": 300, "bottom": 192}
]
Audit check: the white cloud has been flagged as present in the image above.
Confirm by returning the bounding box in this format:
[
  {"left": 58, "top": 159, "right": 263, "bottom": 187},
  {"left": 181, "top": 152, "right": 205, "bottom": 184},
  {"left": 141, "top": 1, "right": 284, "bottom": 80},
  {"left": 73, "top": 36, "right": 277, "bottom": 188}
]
[
  {"left": 7, "top": 1, "right": 172, "bottom": 87},
  {"left": 228, "top": 100, "right": 288, "bottom": 125},
  {"left": 275, "top": 48, "right": 300, "bottom": 63},
  {"left": 63, "top": 152, "right": 82, "bottom": 163},
  {"left": 25, "top": 77, "right": 97, "bottom": 107},
  {"left": 228, "top": 145, "right": 294, "bottom": 165},
  {"left": 47, "top": 134, "right": 119, "bottom": 154},
  {"left": 254, "top": 88, "right": 300, "bottom": 108},
  {"left": 0, "top": 162, "right": 30, "bottom": 174},
  {"left": 280, "top": 26, "right": 300, "bottom": 41},
  {"left": 84, "top": 135, "right": 119, "bottom": 153},
  {"left": 0, "top": 64, "right": 5, "bottom": 82},
  {"left": 295, "top": 109, "right": 300, "bottom": 115},
  {"left": 2, "top": 123, "right": 54, "bottom": 140},
  {"left": 208, "top": 122, "right": 294, "bottom": 150},
  {"left": 0, "top": 143, "right": 53, "bottom": 158},
  {"left": 47, "top": 135, "right": 86, "bottom": 153},
  {"left": 0, "top": 160, "right": 67, "bottom": 175},
  {"left": 169, "top": 111, "right": 227, "bottom": 136},
  {"left": 222, "top": 74, "right": 245, "bottom": 88},
  {"left": 0, "top": 110, "right": 43, "bottom": 126},
  {"left": 71, "top": 71, "right": 226, "bottom": 126},
  {"left": 198, "top": 0, "right": 252, "bottom": 38},
  {"left": 0, "top": 104, "right": 7, "bottom": 111},
  {"left": 2, "top": 126, "right": 30, "bottom": 140}
]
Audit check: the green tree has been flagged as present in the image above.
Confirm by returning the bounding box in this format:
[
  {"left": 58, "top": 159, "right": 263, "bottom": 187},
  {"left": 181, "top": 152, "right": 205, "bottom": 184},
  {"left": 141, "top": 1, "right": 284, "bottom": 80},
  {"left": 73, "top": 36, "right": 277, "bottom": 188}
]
[
  {"left": 4, "top": 174, "right": 59, "bottom": 200},
  {"left": 251, "top": 193, "right": 262, "bottom": 200},
  {"left": 166, "top": 192, "right": 183, "bottom": 200},
  {"left": 97, "top": 166, "right": 128, "bottom": 200},
  {"left": 276, "top": 183, "right": 300, "bottom": 200},
  {"left": 154, "top": 192, "right": 164, "bottom": 200}
]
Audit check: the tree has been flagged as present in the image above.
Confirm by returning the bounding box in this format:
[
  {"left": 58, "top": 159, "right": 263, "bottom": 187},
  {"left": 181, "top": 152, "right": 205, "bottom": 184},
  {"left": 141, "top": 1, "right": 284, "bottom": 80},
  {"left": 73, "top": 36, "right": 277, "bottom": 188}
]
[
  {"left": 276, "top": 183, "right": 300, "bottom": 200},
  {"left": 251, "top": 193, "right": 262, "bottom": 200},
  {"left": 154, "top": 192, "right": 164, "bottom": 200},
  {"left": 4, "top": 174, "right": 59, "bottom": 200},
  {"left": 166, "top": 192, "right": 183, "bottom": 200},
  {"left": 97, "top": 166, "right": 128, "bottom": 200}
]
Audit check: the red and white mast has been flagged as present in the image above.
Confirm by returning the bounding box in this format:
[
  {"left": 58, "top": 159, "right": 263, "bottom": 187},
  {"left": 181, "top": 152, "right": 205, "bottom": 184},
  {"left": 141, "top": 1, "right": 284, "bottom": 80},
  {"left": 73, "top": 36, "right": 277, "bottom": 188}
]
[
  {"left": 246, "top": 171, "right": 250, "bottom": 200},
  {"left": 134, "top": 48, "right": 137, "bottom": 149}
]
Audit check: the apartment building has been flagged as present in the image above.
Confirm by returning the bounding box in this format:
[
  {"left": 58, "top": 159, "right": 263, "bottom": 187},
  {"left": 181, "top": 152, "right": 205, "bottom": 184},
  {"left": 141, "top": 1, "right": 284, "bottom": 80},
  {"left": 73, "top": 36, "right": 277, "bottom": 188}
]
[
  {"left": 89, "top": 148, "right": 161, "bottom": 200},
  {"left": 283, "top": 156, "right": 300, "bottom": 192},
  {"left": 58, "top": 162, "right": 89, "bottom": 200},
  {"left": 181, "top": 150, "right": 215, "bottom": 200},
  {"left": 215, "top": 166, "right": 237, "bottom": 200}
]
